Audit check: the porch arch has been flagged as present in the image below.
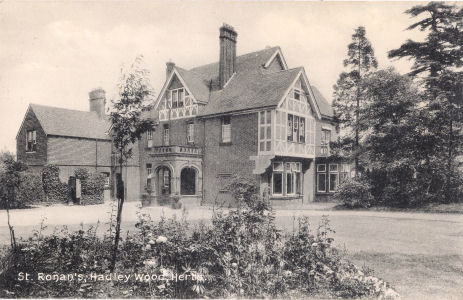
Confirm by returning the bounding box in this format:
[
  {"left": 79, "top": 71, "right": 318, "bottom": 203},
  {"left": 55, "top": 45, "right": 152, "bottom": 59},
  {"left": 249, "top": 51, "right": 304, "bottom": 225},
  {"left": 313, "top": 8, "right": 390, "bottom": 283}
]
[{"left": 180, "top": 166, "right": 198, "bottom": 195}]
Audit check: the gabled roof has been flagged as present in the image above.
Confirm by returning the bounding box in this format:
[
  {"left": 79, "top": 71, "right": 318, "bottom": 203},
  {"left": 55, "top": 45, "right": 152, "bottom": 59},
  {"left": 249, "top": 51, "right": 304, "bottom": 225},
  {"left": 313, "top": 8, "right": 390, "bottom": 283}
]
[
  {"left": 157, "top": 46, "right": 331, "bottom": 118},
  {"left": 198, "top": 67, "right": 302, "bottom": 116},
  {"left": 310, "top": 86, "right": 333, "bottom": 118},
  {"left": 28, "top": 104, "right": 111, "bottom": 140}
]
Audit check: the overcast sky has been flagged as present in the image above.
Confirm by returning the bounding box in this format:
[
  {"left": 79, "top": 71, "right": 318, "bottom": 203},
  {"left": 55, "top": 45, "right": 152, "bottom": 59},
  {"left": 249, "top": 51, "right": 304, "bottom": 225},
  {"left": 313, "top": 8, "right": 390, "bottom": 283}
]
[{"left": 1, "top": 0, "right": 433, "bottom": 153}]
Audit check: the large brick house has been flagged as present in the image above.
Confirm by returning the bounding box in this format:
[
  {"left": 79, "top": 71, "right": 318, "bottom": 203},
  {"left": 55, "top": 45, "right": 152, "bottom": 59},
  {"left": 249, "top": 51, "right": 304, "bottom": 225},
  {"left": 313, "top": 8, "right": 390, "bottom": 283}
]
[
  {"left": 16, "top": 24, "right": 349, "bottom": 205},
  {"left": 140, "top": 24, "right": 349, "bottom": 206}
]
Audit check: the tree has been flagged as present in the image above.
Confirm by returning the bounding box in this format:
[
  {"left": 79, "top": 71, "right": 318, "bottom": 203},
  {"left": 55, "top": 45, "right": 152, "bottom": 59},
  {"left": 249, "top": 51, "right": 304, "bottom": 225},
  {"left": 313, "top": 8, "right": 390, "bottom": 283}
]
[
  {"left": 0, "top": 153, "right": 28, "bottom": 249},
  {"left": 109, "top": 56, "right": 154, "bottom": 271},
  {"left": 389, "top": 2, "right": 463, "bottom": 203},
  {"left": 333, "top": 26, "right": 378, "bottom": 175},
  {"left": 361, "top": 69, "right": 424, "bottom": 206}
]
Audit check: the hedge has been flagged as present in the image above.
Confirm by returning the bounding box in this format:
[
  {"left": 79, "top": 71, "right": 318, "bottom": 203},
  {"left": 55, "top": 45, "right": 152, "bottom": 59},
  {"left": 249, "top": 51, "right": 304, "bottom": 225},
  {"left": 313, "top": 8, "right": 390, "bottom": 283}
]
[
  {"left": 17, "top": 172, "right": 46, "bottom": 206},
  {"left": 42, "top": 165, "right": 71, "bottom": 203},
  {"left": 75, "top": 168, "right": 105, "bottom": 205}
]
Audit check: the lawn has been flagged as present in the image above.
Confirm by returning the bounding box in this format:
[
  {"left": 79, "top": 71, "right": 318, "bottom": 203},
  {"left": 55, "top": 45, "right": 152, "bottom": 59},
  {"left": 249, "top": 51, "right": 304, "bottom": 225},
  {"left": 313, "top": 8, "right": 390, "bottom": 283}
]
[{"left": 348, "top": 251, "right": 463, "bottom": 300}]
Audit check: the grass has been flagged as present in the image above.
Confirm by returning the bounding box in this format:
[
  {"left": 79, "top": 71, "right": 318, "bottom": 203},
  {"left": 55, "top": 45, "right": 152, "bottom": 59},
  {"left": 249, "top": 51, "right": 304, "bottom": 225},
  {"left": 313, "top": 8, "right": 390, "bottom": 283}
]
[
  {"left": 348, "top": 251, "right": 463, "bottom": 300},
  {"left": 332, "top": 202, "right": 463, "bottom": 214}
]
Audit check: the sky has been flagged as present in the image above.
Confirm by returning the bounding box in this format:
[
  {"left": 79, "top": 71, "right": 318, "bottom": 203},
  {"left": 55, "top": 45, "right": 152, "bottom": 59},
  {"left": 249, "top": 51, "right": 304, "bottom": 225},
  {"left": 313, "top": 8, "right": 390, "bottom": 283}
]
[{"left": 0, "top": 0, "right": 432, "bottom": 153}]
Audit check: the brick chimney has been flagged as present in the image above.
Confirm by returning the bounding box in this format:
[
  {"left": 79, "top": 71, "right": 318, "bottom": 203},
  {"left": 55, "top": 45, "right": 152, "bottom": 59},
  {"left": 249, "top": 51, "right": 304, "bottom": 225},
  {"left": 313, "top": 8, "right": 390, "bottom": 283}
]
[
  {"left": 166, "top": 61, "right": 175, "bottom": 79},
  {"left": 89, "top": 88, "right": 106, "bottom": 118},
  {"left": 219, "top": 23, "right": 237, "bottom": 89}
]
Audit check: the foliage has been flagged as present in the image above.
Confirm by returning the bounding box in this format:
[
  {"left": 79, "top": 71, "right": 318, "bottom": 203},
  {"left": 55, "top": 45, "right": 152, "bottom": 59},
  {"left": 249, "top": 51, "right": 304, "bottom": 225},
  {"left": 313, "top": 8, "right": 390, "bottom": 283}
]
[
  {"left": 41, "top": 164, "right": 70, "bottom": 203},
  {"left": 333, "top": 177, "right": 374, "bottom": 208},
  {"left": 17, "top": 173, "right": 46, "bottom": 206},
  {"left": 0, "top": 157, "right": 28, "bottom": 209},
  {"left": 108, "top": 55, "right": 155, "bottom": 271},
  {"left": 388, "top": 1, "right": 463, "bottom": 204},
  {"left": 0, "top": 180, "right": 400, "bottom": 299},
  {"left": 74, "top": 168, "right": 105, "bottom": 205},
  {"left": 333, "top": 26, "right": 378, "bottom": 174}
]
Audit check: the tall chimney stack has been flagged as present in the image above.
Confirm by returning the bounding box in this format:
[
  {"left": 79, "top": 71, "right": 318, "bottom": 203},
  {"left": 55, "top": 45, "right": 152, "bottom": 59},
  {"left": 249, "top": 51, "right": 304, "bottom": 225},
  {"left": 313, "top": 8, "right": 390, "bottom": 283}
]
[
  {"left": 166, "top": 61, "right": 175, "bottom": 79},
  {"left": 89, "top": 88, "right": 106, "bottom": 118},
  {"left": 219, "top": 23, "right": 237, "bottom": 89}
]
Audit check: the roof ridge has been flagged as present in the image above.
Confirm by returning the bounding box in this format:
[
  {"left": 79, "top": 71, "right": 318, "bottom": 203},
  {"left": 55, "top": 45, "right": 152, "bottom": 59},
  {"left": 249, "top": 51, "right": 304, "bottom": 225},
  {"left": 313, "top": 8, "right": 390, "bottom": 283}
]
[
  {"left": 189, "top": 46, "right": 280, "bottom": 72},
  {"left": 30, "top": 103, "right": 97, "bottom": 114}
]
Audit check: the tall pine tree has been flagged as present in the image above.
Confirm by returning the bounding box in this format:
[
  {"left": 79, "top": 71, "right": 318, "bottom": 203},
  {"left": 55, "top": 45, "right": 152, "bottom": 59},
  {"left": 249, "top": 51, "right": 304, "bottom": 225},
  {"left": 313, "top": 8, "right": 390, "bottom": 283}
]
[
  {"left": 333, "top": 26, "right": 378, "bottom": 175},
  {"left": 389, "top": 2, "right": 463, "bottom": 202}
]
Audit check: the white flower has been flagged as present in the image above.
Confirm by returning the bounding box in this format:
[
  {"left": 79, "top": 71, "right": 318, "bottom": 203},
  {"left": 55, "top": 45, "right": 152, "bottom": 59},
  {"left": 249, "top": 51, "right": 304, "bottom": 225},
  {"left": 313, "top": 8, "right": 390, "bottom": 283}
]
[
  {"left": 283, "top": 270, "right": 292, "bottom": 277},
  {"left": 231, "top": 262, "right": 238, "bottom": 268},
  {"left": 311, "top": 243, "right": 318, "bottom": 247},
  {"left": 145, "top": 244, "right": 152, "bottom": 250},
  {"left": 156, "top": 235, "right": 168, "bottom": 243},
  {"left": 148, "top": 239, "right": 156, "bottom": 245},
  {"left": 144, "top": 258, "right": 157, "bottom": 267}
]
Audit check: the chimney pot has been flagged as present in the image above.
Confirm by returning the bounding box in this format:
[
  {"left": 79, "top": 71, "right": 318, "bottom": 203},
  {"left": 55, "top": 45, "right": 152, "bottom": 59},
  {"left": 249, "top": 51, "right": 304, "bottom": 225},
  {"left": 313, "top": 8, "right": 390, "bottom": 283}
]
[
  {"left": 219, "top": 23, "right": 237, "bottom": 89},
  {"left": 89, "top": 88, "right": 106, "bottom": 118}
]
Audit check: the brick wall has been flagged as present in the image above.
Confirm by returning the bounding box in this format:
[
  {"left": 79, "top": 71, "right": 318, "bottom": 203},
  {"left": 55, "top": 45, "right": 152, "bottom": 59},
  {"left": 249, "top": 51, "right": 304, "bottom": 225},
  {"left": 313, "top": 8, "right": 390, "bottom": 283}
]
[
  {"left": 201, "top": 112, "right": 258, "bottom": 205},
  {"left": 16, "top": 108, "right": 47, "bottom": 166},
  {"left": 47, "top": 136, "right": 111, "bottom": 166}
]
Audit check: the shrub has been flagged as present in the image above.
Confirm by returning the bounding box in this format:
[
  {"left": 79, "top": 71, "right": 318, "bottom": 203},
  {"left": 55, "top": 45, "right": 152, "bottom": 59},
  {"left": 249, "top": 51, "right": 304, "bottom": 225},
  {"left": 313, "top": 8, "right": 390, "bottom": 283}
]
[
  {"left": 0, "top": 179, "right": 400, "bottom": 299},
  {"left": 77, "top": 170, "right": 105, "bottom": 205},
  {"left": 42, "top": 164, "right": 70, "bottom": 203},
  {"left": 333, "top": 177, "right": 374, "bottom": 208},
  {"left": 17, "top": 172, "right": 45, "bottom": 206}
]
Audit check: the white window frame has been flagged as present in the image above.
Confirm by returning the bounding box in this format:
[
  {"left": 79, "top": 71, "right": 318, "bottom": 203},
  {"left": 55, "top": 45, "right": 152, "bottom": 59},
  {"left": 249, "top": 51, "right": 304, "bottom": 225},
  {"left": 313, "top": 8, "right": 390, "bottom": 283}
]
[
  {"left": 163, "top": 124, "right": 169, "bottom": 146},
  {"left": 317, "top": 164, "right": 327, "bottom": 193},
  {"left": 166, "top": 87, "right": 187, "bottom": 109},
  {"left": 187, "top": 122, "right": 195, "bottom": 144},
  {"left": 259, "top": 110, "right": 272, "bottom": 152},
  {"left": 272, "top": 161, "right": 301, "bottom": 196},
  {"left": 271, "top": 162, "right": 284, "bottom": 196},
  {"left": 26, "top": 130, "right": 37, "bottom": 152},
  {"left": 221, "top": 116, "right": 231, "bottom": 143},
  {"left": 147, "top": 129, "right": 153, "bottom": 148}
]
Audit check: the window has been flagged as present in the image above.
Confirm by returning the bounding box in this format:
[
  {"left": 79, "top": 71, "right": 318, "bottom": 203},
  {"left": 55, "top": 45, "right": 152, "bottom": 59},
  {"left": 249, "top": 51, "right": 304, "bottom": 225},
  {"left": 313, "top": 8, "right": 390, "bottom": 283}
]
[
  {"left": 287, "top": 114, "right": 305, "bottom": 143},
  {"left": 294, "top": 89, "right": 301, "bottom": 101},
  {"left": 146, "top": 164, "right": 152, "bottom": 188},
  {"left": 321, "top": 129, "right": 331, "bottom": 155},
  {"left": 163, "top": 124, "right": 169, "bottom": 145},
  {"left": 317, "top": 163, "right": 350, "bottom": 193},
  {"left": 259, "top": 110, "right": 272, "bottom": 152},
  {"left": 26, "top": 130, "right": 37, "bottom": 152},
  {"left": 272, "top": 162, "right": 284, "bottom": 195},
  {"left": 187, "top": 123, "right": 195, "bottom": 144},
  {"left": 272, "top": 161, "right": 302, "bottom": 196},
  {"left": 221, "top": 116, "right": 231, "bottom": 143},
  {"left": 147, "top": 129, "right": 153, "bottom": 148},
  {"left": 166, "top": 88, "right": 186, "bottom": 109},
  {"left": 299, "top": 118, "right": 305, "bottom": 143}
]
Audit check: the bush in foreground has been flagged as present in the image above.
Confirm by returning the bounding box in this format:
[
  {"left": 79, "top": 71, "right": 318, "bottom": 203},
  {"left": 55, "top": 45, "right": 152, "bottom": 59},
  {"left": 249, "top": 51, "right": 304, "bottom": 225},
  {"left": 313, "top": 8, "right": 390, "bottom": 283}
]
[{"left": 0, "top": 199, "right": 399, "bottom": 299}]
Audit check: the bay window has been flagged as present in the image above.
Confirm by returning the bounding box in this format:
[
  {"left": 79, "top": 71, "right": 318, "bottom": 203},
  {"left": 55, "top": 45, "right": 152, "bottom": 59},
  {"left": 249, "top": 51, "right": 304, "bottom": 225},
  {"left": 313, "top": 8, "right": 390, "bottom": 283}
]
[
  {"left": 259, "top": 110, "right": 272, "bottom": 151},
  {"left": 272, "top": 161, "right": 302, "bottom": 196},
  {"left": 287, "top": 113, "right": 306, "bottom": 143},
  {"left": 317, "top": 163, "right": 350, "bottom": 193}
]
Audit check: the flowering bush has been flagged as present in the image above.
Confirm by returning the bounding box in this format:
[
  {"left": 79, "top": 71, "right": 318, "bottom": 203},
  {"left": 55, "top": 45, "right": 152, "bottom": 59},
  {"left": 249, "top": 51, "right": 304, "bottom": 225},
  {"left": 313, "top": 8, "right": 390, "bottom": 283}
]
[
  {"left": 0, "top": 180, "right": 399, "bottom": 299},
  {"left": 41, "top": 164, "right": 71, "bottom": 203}
]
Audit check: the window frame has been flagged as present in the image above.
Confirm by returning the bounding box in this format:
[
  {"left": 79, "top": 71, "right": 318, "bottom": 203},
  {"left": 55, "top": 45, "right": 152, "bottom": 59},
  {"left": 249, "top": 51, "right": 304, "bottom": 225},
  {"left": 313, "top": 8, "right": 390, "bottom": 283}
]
[
  {"left": 147, "top": 129, "right": 153, "bottom": 148},
  {"left": 187, "top": 122, "right": 195, "bottom": 144},
  {"left": 26, "top": 130, "right": 37, "bottom": 152},
  {"left": 271, "top": 161, "right": 302, "bottom": 197},
  {"left": 221, "top": 116, "right": 231, "bottom": 143},
  {"left": 163, "top": 124, "right": 170, "bottom": 146}
]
